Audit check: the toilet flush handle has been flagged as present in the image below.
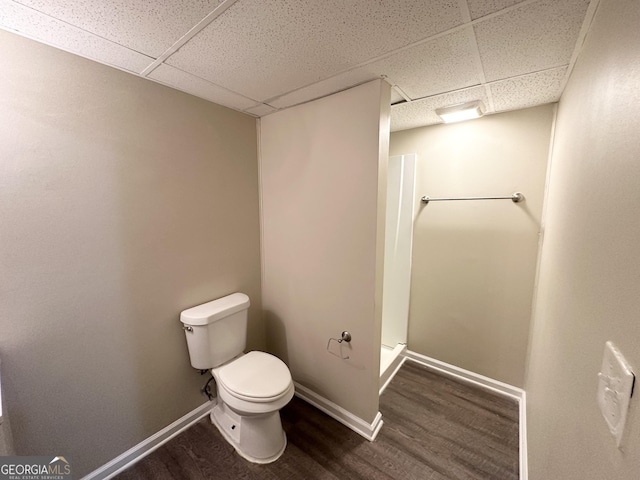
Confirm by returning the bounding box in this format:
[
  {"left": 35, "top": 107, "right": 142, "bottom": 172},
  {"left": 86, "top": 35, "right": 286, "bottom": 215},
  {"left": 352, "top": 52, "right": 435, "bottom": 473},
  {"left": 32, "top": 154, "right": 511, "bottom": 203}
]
[{"left": 182, "top": 325, "right": 194, "bottom": 333}]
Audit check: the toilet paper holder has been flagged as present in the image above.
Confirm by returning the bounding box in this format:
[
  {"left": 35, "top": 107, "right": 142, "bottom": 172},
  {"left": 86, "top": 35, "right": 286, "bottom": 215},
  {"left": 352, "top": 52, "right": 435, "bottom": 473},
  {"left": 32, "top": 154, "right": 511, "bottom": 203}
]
[{"left": 327, "top": 331, "right": 352, "bottom": 360}]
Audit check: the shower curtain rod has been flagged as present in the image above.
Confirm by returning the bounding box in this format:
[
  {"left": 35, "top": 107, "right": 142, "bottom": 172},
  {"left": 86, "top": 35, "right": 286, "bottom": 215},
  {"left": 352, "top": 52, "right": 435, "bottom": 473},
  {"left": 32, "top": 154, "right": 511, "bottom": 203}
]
[{"left": 421, "top": 192, "right": 524, "bottom": 204}]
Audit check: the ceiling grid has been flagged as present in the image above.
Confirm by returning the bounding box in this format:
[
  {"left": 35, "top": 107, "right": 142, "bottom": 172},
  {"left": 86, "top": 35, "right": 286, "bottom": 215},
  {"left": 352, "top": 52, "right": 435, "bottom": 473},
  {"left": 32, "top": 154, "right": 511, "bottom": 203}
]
[
  {"left": 139, "top": 0, "right": 241, "bottom": 77},
  {"left": 0, "top": 0, "right": 596, "bottom": 130}
]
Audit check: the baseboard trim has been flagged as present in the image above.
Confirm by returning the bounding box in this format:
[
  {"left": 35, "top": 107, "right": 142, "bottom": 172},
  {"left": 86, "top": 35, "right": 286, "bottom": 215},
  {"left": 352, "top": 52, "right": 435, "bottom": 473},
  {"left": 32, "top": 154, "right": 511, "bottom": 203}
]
[
  {"left": 80, "top": 360, "right": 527, "bottom": 479},
  {"left": 404, "top": 350, "right": 527, "bottom": 480},
  {"left": 403, "top": 350, "right": 524, "bottom": 400},
  {"left": 81, "top": 401, "right": 214, "bottom": 480},
  {"left": 293, "top": 382, "right": 383, "bottom": 442},
  {"left": 519, "top": 391, "right": 528, "bottom": 480}
]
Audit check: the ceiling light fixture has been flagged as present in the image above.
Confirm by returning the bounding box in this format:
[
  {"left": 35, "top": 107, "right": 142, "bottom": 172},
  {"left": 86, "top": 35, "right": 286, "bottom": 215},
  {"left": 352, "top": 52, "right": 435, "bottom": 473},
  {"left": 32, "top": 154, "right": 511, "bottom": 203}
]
[{"left": 435, "top": 100, "right": 485, "bottom": 124}]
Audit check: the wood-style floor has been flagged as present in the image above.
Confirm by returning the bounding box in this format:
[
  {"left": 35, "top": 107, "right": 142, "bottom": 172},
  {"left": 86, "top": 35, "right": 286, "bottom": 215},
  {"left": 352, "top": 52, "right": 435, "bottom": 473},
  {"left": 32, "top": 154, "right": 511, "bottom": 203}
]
[{"left": 116, "top": 360, "right": 519, "bottom": 479}]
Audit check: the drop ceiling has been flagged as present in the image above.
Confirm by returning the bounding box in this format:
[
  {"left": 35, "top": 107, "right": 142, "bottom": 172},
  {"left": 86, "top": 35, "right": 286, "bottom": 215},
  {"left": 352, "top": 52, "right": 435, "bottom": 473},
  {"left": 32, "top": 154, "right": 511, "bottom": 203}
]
[{"left": 0, "top": 0, "right": 597, "bottom": 131}]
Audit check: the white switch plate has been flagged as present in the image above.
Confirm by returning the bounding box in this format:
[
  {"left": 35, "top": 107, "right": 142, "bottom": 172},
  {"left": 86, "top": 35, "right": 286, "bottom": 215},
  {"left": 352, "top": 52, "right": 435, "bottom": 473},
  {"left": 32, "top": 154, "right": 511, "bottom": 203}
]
[{"left": 597, "top": 341, "right": 635, "bottom": 447}]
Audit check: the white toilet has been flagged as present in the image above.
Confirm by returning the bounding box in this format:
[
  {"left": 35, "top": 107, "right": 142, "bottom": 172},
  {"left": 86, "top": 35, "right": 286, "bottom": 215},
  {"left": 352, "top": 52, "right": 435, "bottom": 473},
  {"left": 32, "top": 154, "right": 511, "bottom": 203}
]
[{"left": 180, "top": 293, "right": 294, "bottom": 463}]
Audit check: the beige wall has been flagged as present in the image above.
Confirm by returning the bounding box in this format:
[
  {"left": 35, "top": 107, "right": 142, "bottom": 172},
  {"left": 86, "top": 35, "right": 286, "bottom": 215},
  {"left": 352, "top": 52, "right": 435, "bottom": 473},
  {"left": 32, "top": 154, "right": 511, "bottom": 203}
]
[
  {"left": 0, "top": 31, "right": 262, "bottom": 476},
  {"left": 526, "top": 0, "right": 640, "bottom": 478},
  {"left": 390, "top": 105, "right": 554, "bottom": 387},
  {"left": 260, "top": 80, "right": 390, "bottom": 423}
]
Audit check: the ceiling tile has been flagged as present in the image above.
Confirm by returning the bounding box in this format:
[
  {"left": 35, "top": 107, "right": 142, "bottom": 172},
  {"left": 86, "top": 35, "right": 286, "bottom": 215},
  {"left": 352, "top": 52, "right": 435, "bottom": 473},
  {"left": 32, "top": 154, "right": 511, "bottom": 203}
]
[
  {"left": 364, "top": 28, "right": 482, "bottom": 99},
  {"left": 244, "top": 103, "right": 277, "bottom": 116},
  {"left": 12, "top": 0, "right": 224, "bottom": 57},
  {"left": 474, "top": 0, "right": 590, "bottom": 81},
  {"left": 0, "top": 0, "right": 154, "bottom": 73},
  {"left": 147, "top": 64, "right": 257, "bottom": 110},
  {"left": 270, "top": 27, "right": 481, "bottom": 109},
  {"left": 490, "top": 66, "right": 567, "bottom": 112},
  {"left": 467, "top": 0, "right": 524, "bottom": 20},
  {"left": 391, "top": 86, "right": 488, "bottom": 132},
  {"left": 167, "top": 0, "right": 465, "bottom": 101}
]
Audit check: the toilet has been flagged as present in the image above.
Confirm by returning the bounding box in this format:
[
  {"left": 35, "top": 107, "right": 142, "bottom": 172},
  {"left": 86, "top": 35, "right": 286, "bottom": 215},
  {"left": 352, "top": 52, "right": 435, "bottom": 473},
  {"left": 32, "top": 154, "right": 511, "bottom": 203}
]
[{"left": 180, "top": 293, "right": 294, "bottom": 463}]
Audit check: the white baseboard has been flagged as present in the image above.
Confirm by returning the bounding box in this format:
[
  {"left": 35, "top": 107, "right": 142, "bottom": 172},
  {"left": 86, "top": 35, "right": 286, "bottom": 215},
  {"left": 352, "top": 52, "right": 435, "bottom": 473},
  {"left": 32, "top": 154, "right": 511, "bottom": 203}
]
[
  {"left": 293, "top": 382, "right": 383, "bottom": 442},
  {"left": 519, "top": 391, "right": 528, "bottom": 480},
  {"left": 81, "top": 359, "right": 528, "bottom": 480},
  {"left": 403, "top": 350, "right": 527, "bottom": 480},
  {"left": 81, "top": 401, "right": 214, "bottom": 480},
  {"left": 403, "top": 350, "right": 524, "bottom": 400}
]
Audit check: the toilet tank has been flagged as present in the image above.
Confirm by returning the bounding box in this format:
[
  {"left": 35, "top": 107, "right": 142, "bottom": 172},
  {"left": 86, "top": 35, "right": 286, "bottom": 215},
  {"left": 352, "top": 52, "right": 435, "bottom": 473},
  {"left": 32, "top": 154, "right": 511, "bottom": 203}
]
[{"left": 180, "top": 293, "right": 250, "bottom": 370}]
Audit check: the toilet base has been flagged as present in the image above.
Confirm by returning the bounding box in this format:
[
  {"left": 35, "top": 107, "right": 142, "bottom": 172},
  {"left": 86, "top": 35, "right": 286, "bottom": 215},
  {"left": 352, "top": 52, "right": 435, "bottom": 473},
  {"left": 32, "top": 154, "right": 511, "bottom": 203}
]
[{"left": 210, "top": 400, "right": 287, "bottom": 464}]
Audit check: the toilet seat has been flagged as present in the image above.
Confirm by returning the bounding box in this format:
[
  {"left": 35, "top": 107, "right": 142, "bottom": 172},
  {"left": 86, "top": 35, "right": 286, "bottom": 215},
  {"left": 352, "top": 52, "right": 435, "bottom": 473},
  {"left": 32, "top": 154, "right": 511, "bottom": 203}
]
[{"left": 217, "top": 351, "right": 293, "bottom": 403}]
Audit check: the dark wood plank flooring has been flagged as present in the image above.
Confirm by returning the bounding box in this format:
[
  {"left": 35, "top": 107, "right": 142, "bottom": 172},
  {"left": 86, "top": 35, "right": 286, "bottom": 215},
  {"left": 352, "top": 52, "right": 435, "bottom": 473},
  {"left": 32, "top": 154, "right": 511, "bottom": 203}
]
[{"left": 116, "top": 360, "right": 519, "bottom": 479}]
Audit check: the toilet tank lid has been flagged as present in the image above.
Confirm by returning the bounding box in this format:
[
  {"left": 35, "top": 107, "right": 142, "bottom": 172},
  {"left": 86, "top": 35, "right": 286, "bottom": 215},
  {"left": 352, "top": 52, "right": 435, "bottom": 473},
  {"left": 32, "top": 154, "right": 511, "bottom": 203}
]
[{"left": 180, "top": 293, "right": 250, "bottom": 326}]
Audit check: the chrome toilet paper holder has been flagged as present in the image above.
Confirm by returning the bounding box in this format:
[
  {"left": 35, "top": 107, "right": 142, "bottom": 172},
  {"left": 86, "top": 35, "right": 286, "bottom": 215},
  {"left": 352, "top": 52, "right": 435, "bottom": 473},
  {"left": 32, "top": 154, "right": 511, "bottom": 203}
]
[{"left": 327, "top": 331, "right": 352, "bottom": 360}]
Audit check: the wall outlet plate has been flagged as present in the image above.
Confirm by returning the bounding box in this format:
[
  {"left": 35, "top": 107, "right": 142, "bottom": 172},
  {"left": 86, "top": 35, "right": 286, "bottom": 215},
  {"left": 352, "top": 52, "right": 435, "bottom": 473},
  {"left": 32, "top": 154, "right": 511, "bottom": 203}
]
[{"left": 597, "top": 341, "right": 635, "bottom": 447}]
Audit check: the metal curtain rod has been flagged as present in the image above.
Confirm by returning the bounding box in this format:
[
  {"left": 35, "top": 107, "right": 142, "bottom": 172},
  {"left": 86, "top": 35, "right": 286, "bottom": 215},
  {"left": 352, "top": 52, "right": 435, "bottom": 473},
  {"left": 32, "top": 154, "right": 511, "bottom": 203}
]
[{"left": 421, "top": 192, "right": 524, "bottom": 205}]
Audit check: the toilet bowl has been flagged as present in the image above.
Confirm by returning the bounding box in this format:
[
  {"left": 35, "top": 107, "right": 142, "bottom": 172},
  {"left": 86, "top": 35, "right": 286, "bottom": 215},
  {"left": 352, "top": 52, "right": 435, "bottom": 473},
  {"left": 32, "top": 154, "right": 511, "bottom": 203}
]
[
  {"left": 180, "top": 293, "right": 294, "bottom": 463},
  {"left": 210, "top": 351, "right": 294, "bottom": 463}
]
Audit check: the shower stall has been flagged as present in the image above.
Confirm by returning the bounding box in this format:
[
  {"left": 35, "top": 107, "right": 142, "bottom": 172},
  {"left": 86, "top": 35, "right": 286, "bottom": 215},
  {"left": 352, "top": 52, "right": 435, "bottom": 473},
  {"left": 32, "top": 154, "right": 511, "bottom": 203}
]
[{"left": 380, "top": 153, "right": 416, "bottom": 387}]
